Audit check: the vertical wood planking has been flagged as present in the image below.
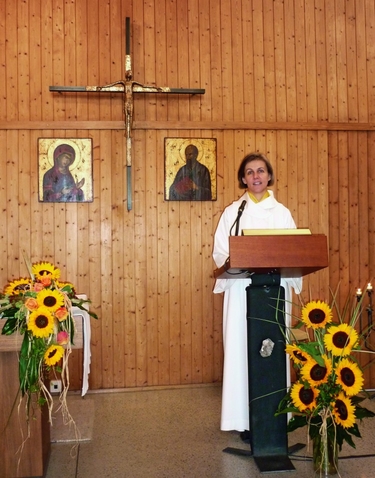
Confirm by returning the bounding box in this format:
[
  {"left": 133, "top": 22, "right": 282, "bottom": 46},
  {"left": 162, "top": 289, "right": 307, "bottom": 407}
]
[
  {"left": 294, "top": 0, "right": 307, "bottom": 122},
  {"left": 284, "top": 0, "right": 297, "bottom": 121},
  {"left": 315, "top": 0, "right": 328, "bottom": 121},
  {"left": 273, "top": 0, "right": 287, "bottom": 122},
  {"left": 231, "top": 0, "right": 244, "bottom": 121},
  {"left": 345, "top": 0, "right": 358, "bottom": 123},
  {"left": 146, "top": 131, "right": 159, "bottom": 386},
  {"left": 263, "top": 0, "right": 276, "bottom": 122},
  {"left": 156, "top": 132, "right": 170, "bottom": 385},
  {"left": 112, "top": 129, "right": 126, "bottom": 388},
  {"left": 336, "top": 0, "right": 348, "bottom": 122},
  {"left": 304, "top": 0, "right": 318, "bottom": 120},
  {"left": 0, "top": 1, "right": 5, "bottom": 121},
  {"left": 29, "top": 0, "right": 42, "bottom": 120}
]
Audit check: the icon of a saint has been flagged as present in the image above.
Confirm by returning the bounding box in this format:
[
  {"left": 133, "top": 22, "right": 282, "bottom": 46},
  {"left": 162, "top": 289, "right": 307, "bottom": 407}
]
[
  {"left": 43, "top": 144, "right": 85, "bottom": 202},
  {"left": 169, "top": 144, "right": 212, "bottom": 200}
]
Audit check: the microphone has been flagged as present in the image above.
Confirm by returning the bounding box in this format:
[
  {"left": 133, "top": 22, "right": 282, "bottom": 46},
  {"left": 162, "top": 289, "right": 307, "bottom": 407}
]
[
  {"left": 230, "top": 200, "right": 247, "bottom": 236},
  {"left": 237, "top": 200, "right": 246, "bottom": 218}
]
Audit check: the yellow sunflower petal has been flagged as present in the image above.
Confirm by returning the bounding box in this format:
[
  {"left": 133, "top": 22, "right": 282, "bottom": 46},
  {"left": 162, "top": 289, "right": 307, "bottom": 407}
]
[
  {"left": 36, "top": 288, "right": 65, "bottom": 312},
  {"left": 28, "top": 306, "right": 55, "bottom": 338},
  {"left": 335, "top": 358, "right": 364, "bottom": 396},
  {"left": 286, "top": 344, "right": 311, "bottom": 365},
  {"left": 32, "top": 261, "right": 61, "bottom": 281},
  {"left": 44, "top": 344, "right": 64, "bottom": 366},
  {"left": 301, "top": 300, "right": 333, "bottom": 329},
  {"left": 324, "top": 323, "right": 358, "bottom": 356},
  {"left": 332, "top": 392, "right": 356, "bottom": 428},
  {"left": 290, "top": 382, "right": 319, "bottom": 411},
  {"left": 4, "top": 278, "right": 32, "bottom": 296}
]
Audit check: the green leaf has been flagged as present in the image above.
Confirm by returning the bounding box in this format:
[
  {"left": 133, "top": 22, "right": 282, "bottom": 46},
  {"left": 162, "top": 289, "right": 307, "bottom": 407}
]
[
  {"left": 1, "top": 317, "right": 18, "bottom": 335},
  {"left": 355, "top": 406, "right": 375, "bottom": 420},
  {"left": 0, "top": 306, "right": 18, "bottom": 320},
  {"left": 286, "top": 415, "right": 309, "bottom": 433},
  {"left": 19, "top": 333, "right": 30, "bottom": 395}
]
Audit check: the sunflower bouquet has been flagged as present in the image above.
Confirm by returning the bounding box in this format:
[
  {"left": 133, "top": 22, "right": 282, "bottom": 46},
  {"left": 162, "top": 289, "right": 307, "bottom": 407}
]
[
  {"left": 275, "top": 292, "right": 375, "bottom": 472},
  {"left": 0, "top": 260, "right": 97, "bottom": 422}
]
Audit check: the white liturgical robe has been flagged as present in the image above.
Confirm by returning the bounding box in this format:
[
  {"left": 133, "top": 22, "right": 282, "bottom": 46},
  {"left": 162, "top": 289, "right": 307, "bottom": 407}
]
[{"left": 213, "top": 191, "right": 302, "bottom": 431}]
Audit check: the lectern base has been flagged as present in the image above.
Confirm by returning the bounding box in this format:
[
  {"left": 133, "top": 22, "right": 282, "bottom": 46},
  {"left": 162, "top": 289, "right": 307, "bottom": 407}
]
[
  {"left": 254, "top": 455, "right": 295, "bottom": 473},
  {"left": 223, "top": 444, "right": 305, "bottom": 473}
]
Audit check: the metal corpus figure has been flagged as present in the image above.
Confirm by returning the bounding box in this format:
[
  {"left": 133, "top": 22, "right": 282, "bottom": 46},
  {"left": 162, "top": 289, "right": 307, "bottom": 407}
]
[{"left": 50, "top": 17, "right": 205, "bottom": 211}]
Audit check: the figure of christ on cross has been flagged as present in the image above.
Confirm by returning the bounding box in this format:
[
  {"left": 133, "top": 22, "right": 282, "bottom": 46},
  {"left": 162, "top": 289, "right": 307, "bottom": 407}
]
[{"left": 50, "top": 17, "right": 205, "bottom": 211}]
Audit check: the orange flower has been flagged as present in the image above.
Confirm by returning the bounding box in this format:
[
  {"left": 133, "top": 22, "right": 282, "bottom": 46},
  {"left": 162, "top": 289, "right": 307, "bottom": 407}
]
[
  {"left": 25, "top": 297, "right": 39, "bottom": 311},
  {"left": 57, "top": 331, "right": 69, "bottom": 345},
  {"left": 55, "top": 307, "right": 69, "bottom": 321},
  {"left": 33, "top": 282, "right": 45, "bottom": 292},
  {"left": 40, "top": 275, "right": 52, "bottom": 287}
]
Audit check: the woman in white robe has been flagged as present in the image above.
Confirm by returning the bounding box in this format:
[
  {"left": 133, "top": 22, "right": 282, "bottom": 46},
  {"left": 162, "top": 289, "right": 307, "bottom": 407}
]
[{"left": 213, "top": 152, "right": 302, "bottom": 432}]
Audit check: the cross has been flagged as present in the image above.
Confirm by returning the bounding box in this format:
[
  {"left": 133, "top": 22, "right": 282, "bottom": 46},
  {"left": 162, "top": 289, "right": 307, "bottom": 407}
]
[{"left": 50, "top": 17, "right": 205, "bottom": 211}]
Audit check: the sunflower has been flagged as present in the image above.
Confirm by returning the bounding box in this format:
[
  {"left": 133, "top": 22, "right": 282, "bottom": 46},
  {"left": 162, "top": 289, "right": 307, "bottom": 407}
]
[
  {"left": 335, "top": 358, "right": 364, "bottom": 396},
  {"left": 286, "top": 344, "right": 311, "bottom": 365},
  {"left": 4, "top": 278, "right": 31, "bottom": 296},
  {"left": 56, "top": 280, "right": 75, "bottom": 293},
  {"left": 301, "top": 300, "right": 333, "bottom": 329},
  {"left": 28, "top": 306, "right": 55, "bottom": 338},
  {"left": 301, "top": 355, "right": 332, "bottom": 386},
  {"left": 36, "top": 288, "right": 65, "bottom": 312},
  {"left": 32, "top": 261, "right": 61, "bottom": 281},
  {"left": 44, "top": 344, "right": 64, "bottom": 366},
  {"left": 290, "top": 382, "right": 319, "bottom": 411},
  {"left": 332, "top": 392, "right": 356, "bottom": 428},
  {"left": 324, "top": 323, "right": 358, "bottom": 356}
]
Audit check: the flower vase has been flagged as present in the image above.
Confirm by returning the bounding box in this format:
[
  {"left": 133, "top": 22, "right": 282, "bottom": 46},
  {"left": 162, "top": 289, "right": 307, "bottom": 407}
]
[{"left": 313, "top": 434, "right": 339, "bottom": 476}]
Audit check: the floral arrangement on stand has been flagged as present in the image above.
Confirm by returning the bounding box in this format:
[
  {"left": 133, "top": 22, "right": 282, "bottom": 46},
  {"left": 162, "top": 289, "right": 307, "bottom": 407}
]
[
  {"left": 275, "top": 289, "right": 375, "bottom": 475},
  {"left": 0, "top": 259, "right": 97, "bottom": 427}
]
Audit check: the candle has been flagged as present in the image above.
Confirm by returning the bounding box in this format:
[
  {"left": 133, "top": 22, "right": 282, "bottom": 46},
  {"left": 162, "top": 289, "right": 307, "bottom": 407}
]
[
  {"left": 356, "top": 288, "right": 362, "bottom": 297},
  {"left": 367, "top": 283, "right": 373, "bottom": 292}
]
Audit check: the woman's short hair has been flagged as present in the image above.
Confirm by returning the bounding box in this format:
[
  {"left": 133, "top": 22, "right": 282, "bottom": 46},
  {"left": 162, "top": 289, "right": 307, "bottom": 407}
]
[{"left": 237, "top": 152, "right": 275, "bottom": 189}]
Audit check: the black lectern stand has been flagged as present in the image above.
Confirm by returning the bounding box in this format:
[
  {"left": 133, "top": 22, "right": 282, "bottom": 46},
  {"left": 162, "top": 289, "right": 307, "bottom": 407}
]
[
  {"left": 246, "top": 272, "right": 292, "bottom": 472},
  {"left": 216, "top": 234, "right": 328, "bottom": 473}
]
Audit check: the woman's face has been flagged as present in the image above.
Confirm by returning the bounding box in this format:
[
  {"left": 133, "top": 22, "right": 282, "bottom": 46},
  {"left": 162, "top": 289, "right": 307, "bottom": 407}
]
[
  {"left": 57, "top": 153, "right": 73, "bottom": 168},
  {"left": 242, "top": 159, "right": 271, "bottom": 199}
]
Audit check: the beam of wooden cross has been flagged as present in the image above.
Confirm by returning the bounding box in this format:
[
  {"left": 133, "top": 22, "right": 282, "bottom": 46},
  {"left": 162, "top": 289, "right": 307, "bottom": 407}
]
[{"left": 50, "top": 17, "right": 205, "bottom": 211}]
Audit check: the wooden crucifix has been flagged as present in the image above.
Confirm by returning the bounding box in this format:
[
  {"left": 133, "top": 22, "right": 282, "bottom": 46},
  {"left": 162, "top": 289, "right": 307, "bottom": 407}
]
[{"left": 49, "top": 18, "right": 205, "bottom": 211}]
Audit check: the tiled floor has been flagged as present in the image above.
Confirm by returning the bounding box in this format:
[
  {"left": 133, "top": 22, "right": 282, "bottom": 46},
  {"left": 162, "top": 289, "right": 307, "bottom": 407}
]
[{"left": 46, "top": 385, "right": 375, "bottom": 478}]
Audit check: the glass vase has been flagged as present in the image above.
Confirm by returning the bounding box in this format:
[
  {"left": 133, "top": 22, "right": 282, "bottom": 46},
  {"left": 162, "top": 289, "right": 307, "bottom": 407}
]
[{"left": 313, "top": 433, "right": 339, "bottom": 476}]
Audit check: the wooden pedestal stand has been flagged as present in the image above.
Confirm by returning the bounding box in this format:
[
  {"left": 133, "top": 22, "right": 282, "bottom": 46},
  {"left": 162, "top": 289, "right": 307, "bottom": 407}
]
[{"left": 0, "top": 350, "right": 50, "bottom": 478}]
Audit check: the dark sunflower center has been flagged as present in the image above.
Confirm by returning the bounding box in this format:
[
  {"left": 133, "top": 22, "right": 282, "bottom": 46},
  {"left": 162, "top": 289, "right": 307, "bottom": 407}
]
[
  {"left": 48, "top": 349, "right": 57, "bottom": 359},
  {"left": 310, "top": 364, "right": 327, "bottom": 381},
  {"left": 308, "top": 308, "right": 326, "bottom": 324},
  {"left": 294, "top": 351, "right": 307, "bottom": 362},
  {"left": 40, "top": 270, "right": 52, "bottom": 276},
  {"left": 44, "top": 296, "right": 57, "bottom": 307},
  {"left": 332, "top": 331, "right": 349, "bottom": 349},
  {"left": 299, "top": 387, "right": 315, "bottom": 405},
  {"left": 340, "top": 367, "right": 355, "bottom": 387},
  {"left": 35, "top": 315, "right": 49, "bottom": 329},
  {"left": 335, "top": 399, "right": 348, "bottom": 420},
  {"left": 15, "top": 284, "right": 29, "bottom": 291}
]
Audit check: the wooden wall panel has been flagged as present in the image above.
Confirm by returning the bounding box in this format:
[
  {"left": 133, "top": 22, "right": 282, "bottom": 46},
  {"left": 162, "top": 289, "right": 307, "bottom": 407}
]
[{"left": 1, "top": 0, "right": 375, "bottom": 391}]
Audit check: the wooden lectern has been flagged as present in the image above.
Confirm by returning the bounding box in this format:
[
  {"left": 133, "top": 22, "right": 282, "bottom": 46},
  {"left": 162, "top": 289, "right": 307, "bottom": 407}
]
[
  {"left": 217, "top": 234, "right": 328, "bottom": 473},
  {"left": 0, "top": 351, "right": 50, "bottom": 478},
  {"left": 0, "top": 314, "right": 86, "bottom": 477}
]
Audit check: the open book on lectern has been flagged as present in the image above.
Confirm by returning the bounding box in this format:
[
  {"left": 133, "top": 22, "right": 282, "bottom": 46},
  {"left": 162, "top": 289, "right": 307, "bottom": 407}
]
[{"left": 242, "top": 228, "right": 312, "bottom": 236}]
